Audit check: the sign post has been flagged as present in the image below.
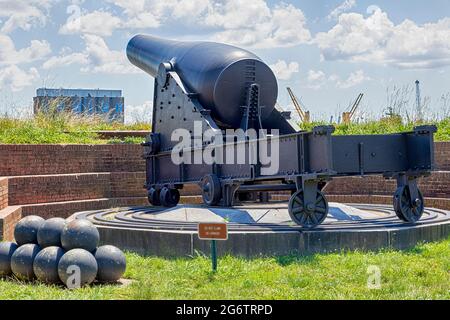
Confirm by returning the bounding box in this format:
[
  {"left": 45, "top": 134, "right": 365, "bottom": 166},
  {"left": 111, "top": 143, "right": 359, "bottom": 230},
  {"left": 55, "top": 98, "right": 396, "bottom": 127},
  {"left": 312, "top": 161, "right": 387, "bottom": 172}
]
[
  {"left": 198, "top": 223, "right": 228, "bottom": 272},
  {"left": 211, "top": 240, "right": 217, "bottom": 272}
]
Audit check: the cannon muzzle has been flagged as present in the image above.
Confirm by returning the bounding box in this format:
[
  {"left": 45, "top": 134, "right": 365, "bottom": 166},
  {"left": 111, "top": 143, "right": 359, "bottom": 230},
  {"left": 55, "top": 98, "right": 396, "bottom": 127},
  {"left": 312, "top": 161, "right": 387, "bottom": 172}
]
[{"left": 127, "top": 34, "right": 278, "bottom": 128}]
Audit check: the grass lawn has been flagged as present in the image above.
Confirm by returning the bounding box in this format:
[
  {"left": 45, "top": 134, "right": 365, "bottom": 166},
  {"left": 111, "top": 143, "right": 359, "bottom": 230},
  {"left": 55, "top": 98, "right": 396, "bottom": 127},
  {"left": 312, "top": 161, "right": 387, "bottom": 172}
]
[
  {"left": 0, "top": 238, "right": 448, "bottom": 300},
  {"left": 300, "top": 117, "right": 450, "bottom": 142},
  {"left": 0, "top": 112, "right": 449, "bottom": 144},
  {"left": 0, "top": 113, "right": 150, "bottom": 145}
]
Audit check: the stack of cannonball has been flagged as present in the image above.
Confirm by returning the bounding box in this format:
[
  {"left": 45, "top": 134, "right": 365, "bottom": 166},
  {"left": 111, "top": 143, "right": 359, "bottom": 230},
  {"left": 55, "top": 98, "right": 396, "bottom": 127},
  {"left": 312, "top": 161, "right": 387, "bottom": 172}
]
[{"left": 0, "top": 216, "right": 126, "bottom": 288}]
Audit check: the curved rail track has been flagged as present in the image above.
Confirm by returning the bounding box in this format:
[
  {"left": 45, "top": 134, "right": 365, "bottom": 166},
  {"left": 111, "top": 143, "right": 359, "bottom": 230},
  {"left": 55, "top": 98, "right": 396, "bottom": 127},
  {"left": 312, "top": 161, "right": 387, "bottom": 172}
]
[{"left": 76, "top": 203, "right": 450, "bottom": 233}]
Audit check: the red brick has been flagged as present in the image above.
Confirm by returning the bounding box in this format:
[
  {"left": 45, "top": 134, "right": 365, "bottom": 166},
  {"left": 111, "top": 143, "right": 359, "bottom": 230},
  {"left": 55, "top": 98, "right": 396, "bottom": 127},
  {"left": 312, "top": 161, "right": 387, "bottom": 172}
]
[
  {"left": 0, "top": 144, "right": 145, "bottom": 176},
  {"left": 0, "top": 178, "right": 8, "bottom": 210}
]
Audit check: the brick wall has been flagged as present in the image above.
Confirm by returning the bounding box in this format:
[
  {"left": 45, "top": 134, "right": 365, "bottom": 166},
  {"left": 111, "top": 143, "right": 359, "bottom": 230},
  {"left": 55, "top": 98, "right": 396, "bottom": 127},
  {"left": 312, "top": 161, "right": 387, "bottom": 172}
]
[
  {"left": 0, "top": 142, "right": 447, "bottom": 176},
  {"left": 3, "top": 171, "right": 147, "bottom": 207},
  {"left": 7, "top": 173, "right": 112, "bottom": 205},
  {"left": 435, "top": 142, "right": 450, "bottom": 171},
  {"left": 0, "top": 206, "right": 22, "bottom": 241},
  {"left": 110, "top": 172, "right": 147, "bottom": 198},
  {"left": 0, "top": 178, "right": 7, "bottom": 210},
  {"left": 0, "top": 144, "right": 145, "bottom": 176}
]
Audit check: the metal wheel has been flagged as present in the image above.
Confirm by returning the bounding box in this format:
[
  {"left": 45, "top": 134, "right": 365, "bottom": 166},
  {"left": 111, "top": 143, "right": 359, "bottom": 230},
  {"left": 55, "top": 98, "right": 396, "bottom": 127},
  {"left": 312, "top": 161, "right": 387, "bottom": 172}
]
[
  {"left": 288, "top": 189, "right": 328, "bottom": 228},
  {"left": 147, "top": 188, "right": 161, "bottom": 206},
  {"left": 160, "top": 187, "right": 180, "bottom": 207},
  {"left": 201, "top": 174, "right": 221, "bottom": 206},
  {"left": 393, "top": 186, "right": 424, "bottom": 223}
]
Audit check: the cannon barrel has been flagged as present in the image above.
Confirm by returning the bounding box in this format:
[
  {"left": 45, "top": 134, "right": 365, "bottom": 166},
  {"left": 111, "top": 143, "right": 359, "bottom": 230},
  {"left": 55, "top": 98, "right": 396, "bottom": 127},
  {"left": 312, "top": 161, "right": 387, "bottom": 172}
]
[{"left": 127, "top": 34, "right": 278, "bottom": 128}]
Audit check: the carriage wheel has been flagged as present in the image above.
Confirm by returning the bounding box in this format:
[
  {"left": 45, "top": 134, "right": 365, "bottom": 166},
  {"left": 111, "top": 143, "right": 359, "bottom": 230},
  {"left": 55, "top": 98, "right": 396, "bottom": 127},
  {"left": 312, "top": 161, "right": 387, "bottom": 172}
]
[
  {"left": 147, "top": 188, "right": 161, "bottom": 206},
  {"left": 288, "top": 189, "right": 328, "bottom": 228},
  {"left": 201, "top": 174, "right": 221, "bottom": 206},
  {"left": 393, "top": 186, "right": 424, "bottom": 223},
  {"left": 160, "top": 187, "right": 180, "bottom": 207}
]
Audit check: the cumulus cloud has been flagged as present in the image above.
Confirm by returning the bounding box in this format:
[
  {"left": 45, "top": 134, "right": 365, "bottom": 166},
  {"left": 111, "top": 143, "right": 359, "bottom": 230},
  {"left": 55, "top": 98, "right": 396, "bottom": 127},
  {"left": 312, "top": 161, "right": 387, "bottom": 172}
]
[
  {"left": 270, "top": 60, "right": 299, "bottom": 81},
  {"left": 43, "top": 52, "right": 89, "bottom": 69},
  {"left": 0, "top": 12, "right": 50, "bottom": 92},
  {"left": 315, "top": 8, "right": 450, "bottom": 69},
  {"left": 125, "top": 101, "right": 153, "bottom": 124},
  {"left": 0, "top": 0, "right": 55, "bottom": 33},
  {"left": 334, "top": 70, "right": 371, "bottom": 88},
  {"left": 0, "top": 65, "right": 40, "bottom": 92},
  {"left": 306, "top": 69, "right": 369, "bottom": 89},
  {"left": 366, "top": 5, "right": 381, "bottom": 14},
  {"left": 327, "top": 0, "right": 356, "bottom": 21},
  {"left": 306, "top": 70, "right": 327, "bottom": 89},
  {"left": 0, "top": 34, "right": 51, "bottom": 66},
  {"left": 69, "top": 0, "right": 311, "bottom": 48},
  {"left": 207, "top": 1, "right": 311, "bottom": 48},
  {"left": 59, "top": 10, "right": 122, "bottom": 37},
  {"left": 44, "top": 34, "right": 140, "bottom": 74},
  {"left": 80, "top": 34, "right": 140, "bottom": 74}
]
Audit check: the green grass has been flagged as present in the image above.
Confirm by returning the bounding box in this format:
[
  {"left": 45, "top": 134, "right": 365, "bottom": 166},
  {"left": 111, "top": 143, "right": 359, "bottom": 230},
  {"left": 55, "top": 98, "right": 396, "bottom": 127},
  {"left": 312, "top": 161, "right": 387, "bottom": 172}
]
[
  {"left": 0, "top": 112, "right": 150, "bottom": 145},
  {"left": 0, "top": 238, "right": 448, "bottom": 300},
  {"left": 299, "top": 117, "right": 450, "bottom": 142},
  {"left": 0, "top": 112, "right": 449, "bottom": 144}
]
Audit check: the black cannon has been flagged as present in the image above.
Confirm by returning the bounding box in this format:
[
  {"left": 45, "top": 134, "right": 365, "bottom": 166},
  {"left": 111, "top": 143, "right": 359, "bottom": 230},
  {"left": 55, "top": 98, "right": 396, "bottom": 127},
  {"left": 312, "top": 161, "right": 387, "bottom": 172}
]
[{"left": 127, "top": 34, "right": 436, "bottom": 228}]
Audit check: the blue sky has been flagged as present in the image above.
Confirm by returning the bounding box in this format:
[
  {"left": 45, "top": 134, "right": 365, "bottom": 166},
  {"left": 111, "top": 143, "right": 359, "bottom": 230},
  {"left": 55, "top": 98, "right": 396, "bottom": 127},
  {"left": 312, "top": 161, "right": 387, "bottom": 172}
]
[{"left": 0, "top": 0, "right": 449, "bottom": 122}]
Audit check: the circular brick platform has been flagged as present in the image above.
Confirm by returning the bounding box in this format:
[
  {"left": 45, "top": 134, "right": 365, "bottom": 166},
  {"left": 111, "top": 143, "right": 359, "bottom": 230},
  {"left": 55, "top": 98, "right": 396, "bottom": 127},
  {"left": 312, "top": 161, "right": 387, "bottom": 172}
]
[{"left": 72, "top": 202, "right": 450, "bottom": 257}]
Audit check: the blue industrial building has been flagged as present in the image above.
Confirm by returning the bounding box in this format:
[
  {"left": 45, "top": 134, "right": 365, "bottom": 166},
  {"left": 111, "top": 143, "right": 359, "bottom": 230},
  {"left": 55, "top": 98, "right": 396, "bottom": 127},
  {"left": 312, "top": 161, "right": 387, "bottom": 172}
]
[{"left": 33, "top": 88, "right": 125, "bottom": 122}]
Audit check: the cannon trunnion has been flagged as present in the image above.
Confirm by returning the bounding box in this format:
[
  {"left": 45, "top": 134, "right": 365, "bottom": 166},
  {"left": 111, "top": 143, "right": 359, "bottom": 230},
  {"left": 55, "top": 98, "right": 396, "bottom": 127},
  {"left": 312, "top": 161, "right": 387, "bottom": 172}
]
[{"left": 128, "top": 34, "right": 436, "bottom": 228}]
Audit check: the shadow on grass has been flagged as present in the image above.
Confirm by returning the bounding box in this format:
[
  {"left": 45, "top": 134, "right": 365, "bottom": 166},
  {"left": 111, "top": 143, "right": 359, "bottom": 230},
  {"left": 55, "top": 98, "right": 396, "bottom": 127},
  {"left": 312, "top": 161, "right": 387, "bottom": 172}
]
[
  {"left": 124, "top": 236, "right": 450, "bottom": 269},
  {"left": 271, "top": 253, "right": 317, "bottom": 266},
  {"left": 0, "top": 274, "right": 130, "bottom": 290}
]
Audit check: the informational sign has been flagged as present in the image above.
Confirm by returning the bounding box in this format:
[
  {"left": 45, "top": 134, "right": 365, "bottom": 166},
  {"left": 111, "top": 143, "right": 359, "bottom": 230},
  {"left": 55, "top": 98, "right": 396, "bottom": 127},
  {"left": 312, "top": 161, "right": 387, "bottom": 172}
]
[{"left": 198, "top": 223, "right": 228, "bottom": 240}]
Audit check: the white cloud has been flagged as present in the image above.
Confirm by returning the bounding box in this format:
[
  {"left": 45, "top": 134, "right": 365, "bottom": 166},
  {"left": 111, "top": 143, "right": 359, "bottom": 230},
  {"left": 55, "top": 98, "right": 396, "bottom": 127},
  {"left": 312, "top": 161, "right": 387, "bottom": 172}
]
[
  {"left": 0, "top": 18, "right": 50, "bottom": 92},
  {"left": 0, "top": 0, "right": 54, "bottom": 33},
  {"left": 306, "top": 70, "right": 327, "bottom": 89},
  {"left": 42, "top": 52, "right": 89, "bottom": 69},
  {"left": 124, "top": 12, "right": 161, "bottom": 29},
  {"left": 207, "top": 1, "right": 311, "bottom": 48},
  {"left": 0, "top": 65, "right": 40, "bottom": 92},
  {"left": 125, "top": 101, "right": 153, "bottom": 124},
  {"left": 0, "top": 34, "right": 51, "bottom": 66},
  {"left": 81, "top": 34, "right": 140, "bottom": 74},
  {"left": 327, "top": 0, "right": 356, "bottom": 21},
  {"left": 366, "top": 5, "right": 381, "bottom": 15},
  {"left": 334, "top": 69, "right": 370, "bottom": 88},
  {"left": 315, "top": 8, "right": 450, "bottom": 69},
  {"left": 306, "top": 69, "right": 369, "bottom": 89},
  {"left": 74, "top": 1, "right": 310, "bottom": 48},
  {"left": 270, "top": 60, "right": 299, "bottom": 81},
  {"left": 44, "top": 34, "right": 140, "bottom": 74},
  {"left": 59, "top": 10, "right": 123, "bottom": 37}
]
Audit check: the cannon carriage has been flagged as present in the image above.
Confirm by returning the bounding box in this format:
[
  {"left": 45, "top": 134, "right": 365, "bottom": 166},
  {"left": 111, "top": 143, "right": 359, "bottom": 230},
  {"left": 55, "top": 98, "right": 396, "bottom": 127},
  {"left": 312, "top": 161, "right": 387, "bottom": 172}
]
[{"left": 127, "top": 34, "right": 436, "bottom": 228}]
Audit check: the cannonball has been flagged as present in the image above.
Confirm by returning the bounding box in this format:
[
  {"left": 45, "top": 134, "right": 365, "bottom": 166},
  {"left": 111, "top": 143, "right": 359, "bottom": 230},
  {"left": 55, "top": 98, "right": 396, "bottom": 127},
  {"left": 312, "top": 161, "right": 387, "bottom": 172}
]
[
  {"left": 0, "top": 242, "right": 19, "bottom": 277},
  {"left": 94, "top": 245, "right": 126, "bottom": 282},
  {"left": 33, "top": 246, "right": 65, "bottom": 284},
  {"left": 11, "top": 243, "right": 41, "bottom": 281},
  {"left": 14, "top": 216, "right": 45, "bottom": 245},
  {"left": 37, "top": 218, "right": 66, "bottom": 248},
  {"left": 61, "top": 219, "right": 99, "bottom": 252},
  {"left": 58, "top": 249, "right": 98, "bottom": 288}
]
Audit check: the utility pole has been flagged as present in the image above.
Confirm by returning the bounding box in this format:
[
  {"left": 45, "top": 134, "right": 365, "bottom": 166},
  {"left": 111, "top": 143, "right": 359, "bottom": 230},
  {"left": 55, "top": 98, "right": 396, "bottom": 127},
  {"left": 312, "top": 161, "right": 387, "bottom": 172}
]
[{"left": 416, "top": 80, "right": 422, "bottom": 121}]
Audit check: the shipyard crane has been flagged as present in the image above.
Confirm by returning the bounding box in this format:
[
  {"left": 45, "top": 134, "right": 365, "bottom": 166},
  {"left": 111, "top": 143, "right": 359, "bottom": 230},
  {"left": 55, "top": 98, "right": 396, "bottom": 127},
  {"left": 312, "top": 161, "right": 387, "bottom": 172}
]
[
  {"left": 342, "top": 93, "right": 364, "bottom": 124},
  {"left": 286, "top": 87, "right": 310, "bottom": 123}
]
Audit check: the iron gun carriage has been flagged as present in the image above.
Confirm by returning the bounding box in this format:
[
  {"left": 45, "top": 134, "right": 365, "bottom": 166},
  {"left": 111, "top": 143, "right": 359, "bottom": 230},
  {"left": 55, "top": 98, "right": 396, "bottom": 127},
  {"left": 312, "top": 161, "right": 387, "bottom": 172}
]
[{"left": 127, "top": 34, "right": 436, "bottom": 228}]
